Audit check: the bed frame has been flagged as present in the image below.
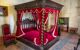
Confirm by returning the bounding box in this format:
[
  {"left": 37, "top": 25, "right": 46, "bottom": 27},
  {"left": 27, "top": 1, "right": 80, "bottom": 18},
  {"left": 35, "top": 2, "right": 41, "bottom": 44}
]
[{"left": 15, "top": 0, "right": 63, "bottom": 50}]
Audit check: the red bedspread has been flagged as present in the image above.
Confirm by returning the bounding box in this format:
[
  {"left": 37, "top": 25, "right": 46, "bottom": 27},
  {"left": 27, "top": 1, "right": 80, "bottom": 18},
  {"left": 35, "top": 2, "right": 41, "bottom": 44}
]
[{"left": 22, "top": 30, "right": 55, "bottom": 46}]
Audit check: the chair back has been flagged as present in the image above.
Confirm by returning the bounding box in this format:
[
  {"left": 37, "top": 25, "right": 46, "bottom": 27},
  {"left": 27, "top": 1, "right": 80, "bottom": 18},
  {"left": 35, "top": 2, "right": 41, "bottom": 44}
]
[{"left": 2, "top": 24, "right": 11, "bottom": 35}]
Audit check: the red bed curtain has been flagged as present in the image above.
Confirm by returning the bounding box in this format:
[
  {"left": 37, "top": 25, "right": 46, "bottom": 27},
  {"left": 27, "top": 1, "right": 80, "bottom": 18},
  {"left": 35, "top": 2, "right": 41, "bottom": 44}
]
[{"left": 16, "top": 8, "right": 60, "bottom": 46}]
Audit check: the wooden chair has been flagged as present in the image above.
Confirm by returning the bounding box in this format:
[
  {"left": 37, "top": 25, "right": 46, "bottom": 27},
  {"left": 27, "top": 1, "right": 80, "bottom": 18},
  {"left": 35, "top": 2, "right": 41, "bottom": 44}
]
[{"left": 2, "top": 24, "right": 16, "bottom": 46}]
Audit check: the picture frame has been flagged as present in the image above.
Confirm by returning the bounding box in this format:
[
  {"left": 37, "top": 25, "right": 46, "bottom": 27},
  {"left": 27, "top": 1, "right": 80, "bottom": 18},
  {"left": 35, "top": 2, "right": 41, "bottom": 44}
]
[{"left": 0, "top": 6, "right": 8, "bottom": 16}]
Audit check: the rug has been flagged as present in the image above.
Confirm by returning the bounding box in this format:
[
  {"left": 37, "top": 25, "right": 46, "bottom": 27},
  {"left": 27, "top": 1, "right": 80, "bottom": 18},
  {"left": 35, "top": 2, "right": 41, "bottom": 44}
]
[{"left": 49, "top": 34, "right": 79, "bottom": 50}]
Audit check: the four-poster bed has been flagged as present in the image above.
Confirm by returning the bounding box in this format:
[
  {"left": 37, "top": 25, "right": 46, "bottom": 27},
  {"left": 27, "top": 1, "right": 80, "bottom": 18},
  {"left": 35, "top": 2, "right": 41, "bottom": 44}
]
[{"left": 15, "top": 0, "right": 63, "bottom": 50}]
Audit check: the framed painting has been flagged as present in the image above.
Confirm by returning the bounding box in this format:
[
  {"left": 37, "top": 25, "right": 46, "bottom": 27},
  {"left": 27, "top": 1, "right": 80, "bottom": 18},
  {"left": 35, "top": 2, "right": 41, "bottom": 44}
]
[{"left": 0, "top": 6, "right": 8, "bottom": 16}]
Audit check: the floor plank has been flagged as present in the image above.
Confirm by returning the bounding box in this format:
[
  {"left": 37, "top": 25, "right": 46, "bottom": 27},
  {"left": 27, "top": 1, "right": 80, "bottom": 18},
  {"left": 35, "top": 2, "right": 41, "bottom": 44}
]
[
  {"left": 0, "top": 37, "right": 20, "bottom": 50},
  {"left": 0, "top": 32, "right": 79, "bottom": 50}
]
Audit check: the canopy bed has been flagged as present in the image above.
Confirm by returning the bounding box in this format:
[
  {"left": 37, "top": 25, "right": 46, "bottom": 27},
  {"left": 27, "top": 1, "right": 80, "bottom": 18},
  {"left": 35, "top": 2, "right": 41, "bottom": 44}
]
[{"left": 15, "top": 0, "right": 63, "bottom": 50}]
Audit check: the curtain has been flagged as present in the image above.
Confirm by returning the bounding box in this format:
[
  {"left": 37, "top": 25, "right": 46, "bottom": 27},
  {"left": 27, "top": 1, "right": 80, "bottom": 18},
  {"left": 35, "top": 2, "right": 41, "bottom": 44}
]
[
  {"left": 9, "top": 15, "right": 15, "bottom": 34},
  {"left": 16, "top": 8, "right": 60, "bottom": 45}
]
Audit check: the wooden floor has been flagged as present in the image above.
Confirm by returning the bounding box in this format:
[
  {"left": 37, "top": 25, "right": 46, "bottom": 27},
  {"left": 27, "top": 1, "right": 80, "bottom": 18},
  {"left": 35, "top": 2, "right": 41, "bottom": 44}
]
[
  {"left": 0, "top": 32, "right": 79, "bottom": 50},
  {"left": 0, "top": 37, "right": 20, "bottom": 50}
]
